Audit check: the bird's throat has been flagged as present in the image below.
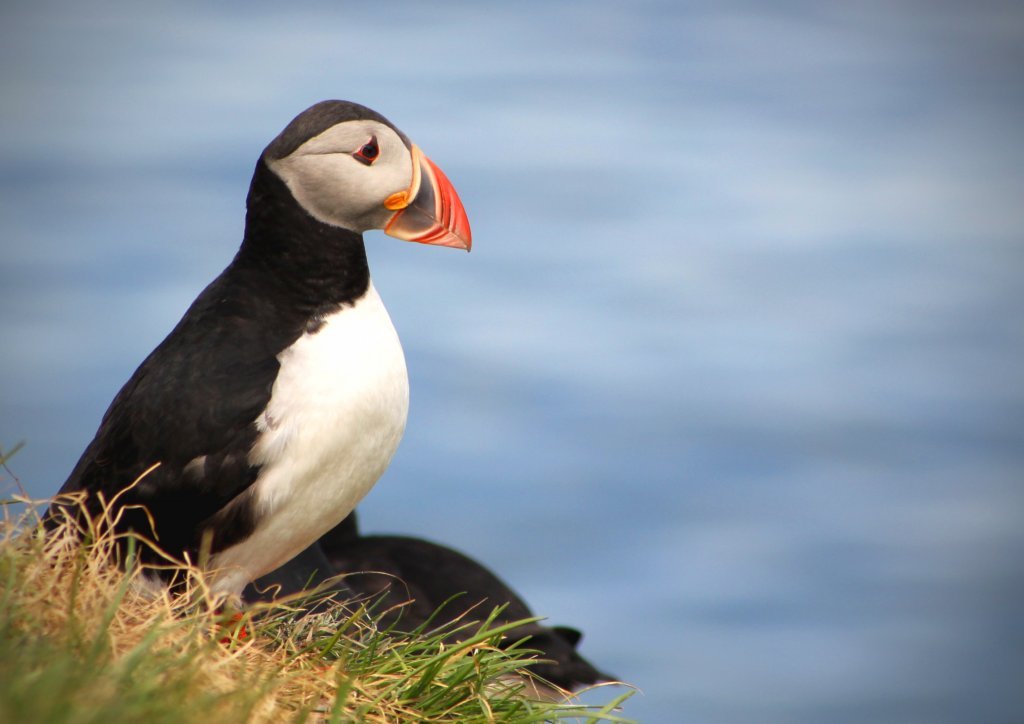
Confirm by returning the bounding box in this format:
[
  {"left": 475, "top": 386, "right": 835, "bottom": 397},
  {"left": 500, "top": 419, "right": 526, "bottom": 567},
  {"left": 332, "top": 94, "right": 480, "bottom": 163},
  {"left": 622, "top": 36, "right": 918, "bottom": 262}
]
[{"left": 236, "top": 160, "right": 371, "bottom": 309}]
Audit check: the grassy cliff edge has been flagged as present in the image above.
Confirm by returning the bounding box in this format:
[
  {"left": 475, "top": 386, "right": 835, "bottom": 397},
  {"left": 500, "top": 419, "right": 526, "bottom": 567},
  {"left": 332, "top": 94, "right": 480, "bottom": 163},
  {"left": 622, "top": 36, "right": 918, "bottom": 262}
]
[{"left": 0, "top": 500, "right": 633, "bottom": 723}]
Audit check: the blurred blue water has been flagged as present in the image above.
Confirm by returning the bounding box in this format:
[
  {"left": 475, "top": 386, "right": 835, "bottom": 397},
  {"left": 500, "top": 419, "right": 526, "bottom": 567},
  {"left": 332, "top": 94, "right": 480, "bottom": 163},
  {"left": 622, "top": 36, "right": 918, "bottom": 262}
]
[{"left": 2, "top": 1, "right": 1023, "bottom": 721}]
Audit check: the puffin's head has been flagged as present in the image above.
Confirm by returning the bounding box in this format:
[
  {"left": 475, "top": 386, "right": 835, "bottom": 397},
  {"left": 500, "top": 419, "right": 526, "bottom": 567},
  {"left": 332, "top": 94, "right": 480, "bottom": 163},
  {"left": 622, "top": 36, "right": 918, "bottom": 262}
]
[{"left": 262, "top": 100, "right": 471, "bottom": 251}]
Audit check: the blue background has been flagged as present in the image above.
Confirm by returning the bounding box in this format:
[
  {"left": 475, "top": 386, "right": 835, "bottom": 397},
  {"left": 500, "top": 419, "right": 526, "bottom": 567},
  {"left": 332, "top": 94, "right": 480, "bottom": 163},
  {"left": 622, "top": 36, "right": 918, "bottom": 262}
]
[{"left": 2, "top": 1, "right": 1022, "bottom": 721}]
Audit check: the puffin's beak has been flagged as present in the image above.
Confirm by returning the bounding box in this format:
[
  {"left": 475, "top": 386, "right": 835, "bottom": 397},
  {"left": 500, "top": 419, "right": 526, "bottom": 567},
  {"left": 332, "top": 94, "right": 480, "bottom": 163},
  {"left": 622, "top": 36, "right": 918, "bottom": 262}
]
[{"left": 383, "top": 145, "right": 472, "bottom": 251}]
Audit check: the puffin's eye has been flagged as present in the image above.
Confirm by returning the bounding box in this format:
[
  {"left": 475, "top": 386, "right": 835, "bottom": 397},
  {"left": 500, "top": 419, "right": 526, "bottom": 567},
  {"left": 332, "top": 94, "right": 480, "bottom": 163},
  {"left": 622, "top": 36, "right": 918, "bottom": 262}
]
[{"left": 352, "top": 136, "right": 380, "bottom": 165}]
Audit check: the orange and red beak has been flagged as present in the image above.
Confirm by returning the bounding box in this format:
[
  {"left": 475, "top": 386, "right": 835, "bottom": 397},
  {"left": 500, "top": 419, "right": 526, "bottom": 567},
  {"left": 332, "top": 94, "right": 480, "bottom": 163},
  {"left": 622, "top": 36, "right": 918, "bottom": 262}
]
[{"left": 383, "top": 144, "right": 472, "bottom": 251}]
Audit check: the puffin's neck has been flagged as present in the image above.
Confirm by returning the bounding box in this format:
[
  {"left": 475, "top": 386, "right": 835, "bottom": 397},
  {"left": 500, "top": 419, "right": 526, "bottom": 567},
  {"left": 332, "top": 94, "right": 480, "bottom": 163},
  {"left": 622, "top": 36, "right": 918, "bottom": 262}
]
[{"left": 233, "top": 159, "right": 371, "bottom": 309}]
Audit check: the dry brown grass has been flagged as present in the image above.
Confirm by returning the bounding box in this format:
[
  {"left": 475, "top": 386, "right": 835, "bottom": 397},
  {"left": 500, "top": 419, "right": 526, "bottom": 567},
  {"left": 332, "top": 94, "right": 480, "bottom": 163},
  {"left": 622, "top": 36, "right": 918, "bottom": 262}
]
[{"left": 0, "top": 497, "right": 633, "bottom": 723}]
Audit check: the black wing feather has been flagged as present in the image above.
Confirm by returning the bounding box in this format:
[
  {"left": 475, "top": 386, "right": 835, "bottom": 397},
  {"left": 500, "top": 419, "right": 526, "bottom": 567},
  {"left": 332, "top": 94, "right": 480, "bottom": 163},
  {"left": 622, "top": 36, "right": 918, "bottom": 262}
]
[{"left": 53, "top": 266, "right": 305, "bottom": 558}]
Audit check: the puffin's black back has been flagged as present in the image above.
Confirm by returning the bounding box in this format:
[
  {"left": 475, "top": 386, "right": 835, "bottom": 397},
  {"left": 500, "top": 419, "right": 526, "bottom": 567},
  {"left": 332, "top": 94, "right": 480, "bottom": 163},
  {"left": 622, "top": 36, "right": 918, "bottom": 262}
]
[
  {"left": 309, "top": 514, "right": 612, "bottom": 692},
  {"left": 48, "top": 101, "right": 387, "bottom": 564}
]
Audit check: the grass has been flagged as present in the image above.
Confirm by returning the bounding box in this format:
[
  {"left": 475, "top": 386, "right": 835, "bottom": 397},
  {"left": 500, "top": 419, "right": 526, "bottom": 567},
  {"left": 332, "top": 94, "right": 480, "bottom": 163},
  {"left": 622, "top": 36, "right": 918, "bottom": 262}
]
[{"left": 0, "top": 493, "right": 634, "bottom": 723}]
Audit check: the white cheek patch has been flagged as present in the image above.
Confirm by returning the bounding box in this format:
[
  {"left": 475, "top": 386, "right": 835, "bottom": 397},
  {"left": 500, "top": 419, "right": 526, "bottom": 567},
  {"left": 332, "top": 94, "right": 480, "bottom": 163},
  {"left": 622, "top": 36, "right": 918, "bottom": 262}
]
[{"left": 268, "top": 121, "right": 413, "bottom": 232}]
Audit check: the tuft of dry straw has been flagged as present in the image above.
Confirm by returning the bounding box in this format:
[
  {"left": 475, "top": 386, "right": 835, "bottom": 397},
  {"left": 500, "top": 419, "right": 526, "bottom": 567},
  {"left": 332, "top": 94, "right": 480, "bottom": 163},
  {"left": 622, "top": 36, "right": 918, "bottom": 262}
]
[{"left": 0, "top": 499, "right": 385, "bottom": 722}]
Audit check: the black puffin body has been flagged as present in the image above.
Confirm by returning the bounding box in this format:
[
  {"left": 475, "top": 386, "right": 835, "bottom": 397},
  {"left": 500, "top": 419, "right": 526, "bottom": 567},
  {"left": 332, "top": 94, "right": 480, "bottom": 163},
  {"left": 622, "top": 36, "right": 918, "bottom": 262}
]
[
  {"left": 247, "top": 513, "right": 612, "bottom": 696},
  {"left": 50, "top": 101, "right": 471, "bottom": 597}
]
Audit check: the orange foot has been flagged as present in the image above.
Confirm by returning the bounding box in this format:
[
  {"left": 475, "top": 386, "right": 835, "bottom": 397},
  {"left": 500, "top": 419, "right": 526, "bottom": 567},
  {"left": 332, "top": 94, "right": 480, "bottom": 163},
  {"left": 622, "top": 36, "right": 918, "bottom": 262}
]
[{"left": 217, "top": 611, "right": 249, "bottom": 644}]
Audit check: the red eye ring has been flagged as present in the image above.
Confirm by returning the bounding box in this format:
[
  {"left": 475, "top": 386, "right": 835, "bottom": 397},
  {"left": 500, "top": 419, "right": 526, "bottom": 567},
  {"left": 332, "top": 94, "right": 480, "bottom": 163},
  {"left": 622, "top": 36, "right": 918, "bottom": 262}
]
[{"left": 352, "top": 136, "right": 380, "bottom": 165}]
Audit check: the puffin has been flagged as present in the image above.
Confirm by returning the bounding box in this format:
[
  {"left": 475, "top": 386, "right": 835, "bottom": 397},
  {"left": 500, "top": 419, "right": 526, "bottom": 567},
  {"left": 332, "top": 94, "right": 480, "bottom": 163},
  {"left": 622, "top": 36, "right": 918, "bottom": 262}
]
[
  {"left": 47, "top": 100, "right": 471, "bottom": 598},
  {"left": 246, "top": 512, "right": 613, "bottom": 696}
]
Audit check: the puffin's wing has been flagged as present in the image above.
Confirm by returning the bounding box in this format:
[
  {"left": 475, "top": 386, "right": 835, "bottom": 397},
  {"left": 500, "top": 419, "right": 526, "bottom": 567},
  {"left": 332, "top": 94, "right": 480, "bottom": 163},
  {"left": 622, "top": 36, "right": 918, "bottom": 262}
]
[{"left": 54, "top": 272, "right": 293, "bottom": 543}]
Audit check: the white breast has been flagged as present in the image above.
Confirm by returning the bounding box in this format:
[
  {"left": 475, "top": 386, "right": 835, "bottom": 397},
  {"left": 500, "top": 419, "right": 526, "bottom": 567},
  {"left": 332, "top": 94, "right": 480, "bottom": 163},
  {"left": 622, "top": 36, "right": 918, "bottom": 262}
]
[{"left": 209, "top": 281, "right": 409, "bottom": 596}]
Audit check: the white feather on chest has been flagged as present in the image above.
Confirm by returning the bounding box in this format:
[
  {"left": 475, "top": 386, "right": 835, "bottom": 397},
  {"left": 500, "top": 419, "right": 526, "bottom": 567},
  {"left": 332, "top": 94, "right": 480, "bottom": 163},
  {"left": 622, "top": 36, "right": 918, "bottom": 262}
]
[{"left": 209, "top": 281, "right": 408, "bottom": 595}]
